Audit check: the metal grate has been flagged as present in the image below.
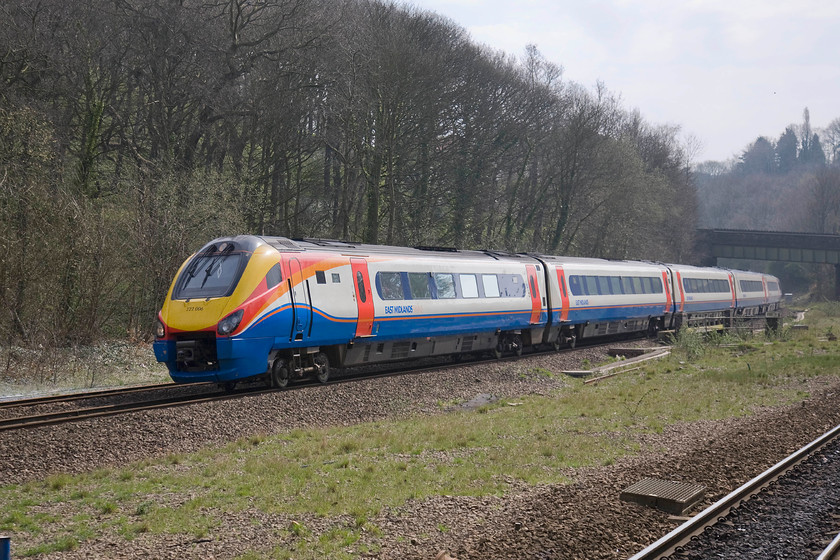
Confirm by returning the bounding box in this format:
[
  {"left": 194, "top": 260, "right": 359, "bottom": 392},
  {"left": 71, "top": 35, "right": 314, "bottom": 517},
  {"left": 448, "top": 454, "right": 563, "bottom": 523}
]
[
  {"left": 391, "top": 342, "right": 411, "bottom": 359},
  {"left": 620, "top": 478, "right": 705, "bottom": 515}
]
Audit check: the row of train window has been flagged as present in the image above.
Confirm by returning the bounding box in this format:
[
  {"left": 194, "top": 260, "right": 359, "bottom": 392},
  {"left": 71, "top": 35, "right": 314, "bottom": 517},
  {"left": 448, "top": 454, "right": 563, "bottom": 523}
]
[
  {"left": 375, "top": 271, "right": 527, "bottom": 300},
  {"left": 682, "top": 277, "right": 731, "bottom": 294},
  {"left": 567, "top": 275, "right": 663, "bottom": 296},
  {"left": 740, "top": 280, "right": 765, "bottom": 293}
]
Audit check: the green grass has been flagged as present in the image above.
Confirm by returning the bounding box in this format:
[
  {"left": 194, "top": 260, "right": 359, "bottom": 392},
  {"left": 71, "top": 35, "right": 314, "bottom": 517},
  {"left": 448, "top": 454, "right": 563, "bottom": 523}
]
[{"left": 2, "top": 305, "right": 839, "bottom": 557}]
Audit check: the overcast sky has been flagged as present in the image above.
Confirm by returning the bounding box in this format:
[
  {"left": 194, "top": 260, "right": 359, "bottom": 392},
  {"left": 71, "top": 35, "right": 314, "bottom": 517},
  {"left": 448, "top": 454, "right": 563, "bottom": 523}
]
[{"left": 404, "top": 0, "right": 840, "bottom": 163}]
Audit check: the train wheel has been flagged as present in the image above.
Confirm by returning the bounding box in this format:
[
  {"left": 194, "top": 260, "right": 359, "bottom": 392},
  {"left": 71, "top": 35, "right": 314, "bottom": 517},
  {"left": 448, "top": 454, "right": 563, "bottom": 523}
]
[
  {"left": 552, "top": 338, "right": 561, "bottom": 351},
  {"left": 223, "top": 381, "right": 237, "bottom": 392},
  {"left": 511, "top": 334, "right": 523, "bottom": 357},
  {"left": 493, "top": 344, "right": 503, "bottom": 359},
  {"left": 314, "top": 352, "right": 330, "bottom": 384},
  {"left": 271, "top": 358, "right": 290, "bottom": 389}
]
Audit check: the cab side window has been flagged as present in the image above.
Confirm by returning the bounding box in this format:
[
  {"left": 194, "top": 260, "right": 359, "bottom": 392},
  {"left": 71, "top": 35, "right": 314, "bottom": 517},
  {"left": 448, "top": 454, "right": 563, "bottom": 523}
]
[{"left": 266, "top": 263, "right": 283, "bottom": 289}]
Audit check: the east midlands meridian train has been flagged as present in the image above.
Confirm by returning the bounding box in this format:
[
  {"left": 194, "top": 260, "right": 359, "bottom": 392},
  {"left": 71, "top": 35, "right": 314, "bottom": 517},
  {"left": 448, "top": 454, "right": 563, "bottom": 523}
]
[{"left": 153, "top": 236, "right": 782, "bottom": 388}]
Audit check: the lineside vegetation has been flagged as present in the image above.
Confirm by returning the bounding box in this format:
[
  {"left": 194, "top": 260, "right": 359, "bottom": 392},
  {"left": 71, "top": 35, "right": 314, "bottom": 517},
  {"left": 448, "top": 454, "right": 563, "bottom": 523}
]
[{"left": 0, "top": 0, "right": 696, "bottom": 351}]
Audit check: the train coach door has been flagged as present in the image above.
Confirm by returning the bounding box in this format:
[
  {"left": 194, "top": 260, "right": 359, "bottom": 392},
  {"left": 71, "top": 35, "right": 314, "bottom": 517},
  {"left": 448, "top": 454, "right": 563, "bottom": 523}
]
[
  {"left": 525, "top": 264, "right": 542, "bottom": 324},
  {"left": 555, "top": 267, "right": 570, "bottom": 321},
  {"left": 727, "top": 272, "right": 736, "bottom": 308},
  {"left": 661, "top": 271, "right": 672, "bottom": 313},
  {"left": 674, "top": 271, "right": 685, "bottom": 313},
  {"left": 288, "top": 258, "right": 311, "bottom": 341},
  {"left": 350, "top": 258, "right": 374, "bottom": 337}
]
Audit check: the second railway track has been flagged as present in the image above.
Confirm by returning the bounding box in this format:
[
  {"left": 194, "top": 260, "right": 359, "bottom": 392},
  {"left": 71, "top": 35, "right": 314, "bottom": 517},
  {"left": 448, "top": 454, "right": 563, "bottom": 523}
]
[{"left": 630, "top": 422, "right": 840, "bottom": 560}]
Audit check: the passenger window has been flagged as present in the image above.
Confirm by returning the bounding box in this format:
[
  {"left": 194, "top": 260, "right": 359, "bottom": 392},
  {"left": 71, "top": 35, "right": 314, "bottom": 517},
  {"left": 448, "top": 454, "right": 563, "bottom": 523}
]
[
  {"left": 460, "top": 274, "right": 479, "bottom": 298},
  {"left": 482, "top": 275, "right": 500, "bottom": 298},
  {"left": 597, "top": 276, "right": 610, "bottom": 295},
  {"left": 652, "top": 277, "right": 663, "bottom": 293},
  {"left": 632, "top": 277, "right": 643, "bottom": 294},
  {"left": 408, "top": 272, "right": 431, "bottom": 299},
  {"left": 356, "top": 271, "right": 367, "bottom": 303},
  {"left": 498, "top": 274, "right": 526, "bottom": 297},
  {"left": 609, "top": 276, "right": 623, "bottom": 295},
  {"left": 585, "top": 276, "right": 598, "bottom": 296},
  {"left": 332, "top": 273, "right": 341, "bottom": 283},
  {"left": 569, "top": 275, "right": 583, "bottom": 296},
  {"left": 265, "top": 263, "right": 283, "bottom": 290},
  {"left": 434, "top": 273, "right": 456, "bottom": 299},
  {"left": 622, "top": 277, "right": 635, "bottom": 294},
  {"left": 315, "top": 270, "right": 326, "bottom": 284},
  {"left": 378, "top": 272, "right": 403, "bottom": 300}
]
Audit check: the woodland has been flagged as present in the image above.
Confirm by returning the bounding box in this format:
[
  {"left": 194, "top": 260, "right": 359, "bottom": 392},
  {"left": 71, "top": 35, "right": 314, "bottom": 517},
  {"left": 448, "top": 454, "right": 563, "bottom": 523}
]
[
  {"left": 694, "top": 109, "right": 840, "bottom": 295},
  {"left": 0, "top": 0, "right": 835, "bottom": 347}
]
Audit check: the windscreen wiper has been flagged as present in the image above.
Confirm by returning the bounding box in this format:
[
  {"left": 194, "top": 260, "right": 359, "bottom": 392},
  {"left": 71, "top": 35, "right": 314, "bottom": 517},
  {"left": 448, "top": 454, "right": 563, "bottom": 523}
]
[
  {"left": 186, "top": 244, "right": 217, "bottom": 279},
  {"left": 199, "top": 244, "right": 235, "bottom": 289}
]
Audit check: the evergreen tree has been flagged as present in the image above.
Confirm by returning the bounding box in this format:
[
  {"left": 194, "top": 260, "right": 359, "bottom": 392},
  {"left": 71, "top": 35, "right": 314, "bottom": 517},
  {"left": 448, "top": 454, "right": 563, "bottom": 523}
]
[
  {"left": 776, "top": 126, "right": 798, "bottom": 173},
  {"left": 801, "top": 133, "right": 827, "bottom": 166},
  {"left": 739, "top": 136, "right": 776, "bottom": 174}
]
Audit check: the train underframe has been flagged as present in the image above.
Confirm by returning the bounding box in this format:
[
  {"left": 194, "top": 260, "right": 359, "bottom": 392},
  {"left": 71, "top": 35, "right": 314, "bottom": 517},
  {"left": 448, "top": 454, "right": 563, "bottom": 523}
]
[{"left": 177, "top": 305, "right": 781, "bottom": 391}]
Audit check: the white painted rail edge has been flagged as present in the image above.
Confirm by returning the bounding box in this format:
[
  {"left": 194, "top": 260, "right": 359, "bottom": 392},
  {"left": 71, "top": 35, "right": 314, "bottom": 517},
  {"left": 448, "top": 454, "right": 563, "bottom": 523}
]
[
  {"left": 627, "top": 423, "right": 840, "bottom": 560},
  {"left": 817, "top": 531, "right": 840, "bottom": 560}
]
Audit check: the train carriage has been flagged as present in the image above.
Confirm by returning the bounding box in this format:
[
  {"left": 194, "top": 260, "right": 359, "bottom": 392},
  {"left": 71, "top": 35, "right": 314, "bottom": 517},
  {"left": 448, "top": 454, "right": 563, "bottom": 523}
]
[
  {"left": 664, "top": 264, "right": 736, "bottom": 329},
  {"left": 536, "top": 256, "right": 670, "bottom": 344},
  {"left": 762, "top": 273, "right": 783, "bottom": 311},
  {"left": 731, "top": 269, "right": 771, "bottom": 316},
  {"left": 154, "top": 236, "right": 549, "bottom": 387}
]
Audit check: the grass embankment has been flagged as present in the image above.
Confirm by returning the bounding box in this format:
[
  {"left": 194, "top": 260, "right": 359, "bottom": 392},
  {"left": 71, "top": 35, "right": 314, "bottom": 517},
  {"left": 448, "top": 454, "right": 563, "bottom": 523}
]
[
  {"left": 2, "top": 304, "right": 839, "bottom": 558},
  {"left": 0, "top": 342, "right": 170, "bottom": 398}
]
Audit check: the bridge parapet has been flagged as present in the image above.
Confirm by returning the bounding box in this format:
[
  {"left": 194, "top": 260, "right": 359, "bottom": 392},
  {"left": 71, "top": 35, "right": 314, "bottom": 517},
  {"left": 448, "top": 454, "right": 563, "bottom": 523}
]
[
  {"left": 695, "top": 229, "right": 840, "bottom": 298},
  {"left": 696, "top": 229, "right": 840, "bottom": 264}
]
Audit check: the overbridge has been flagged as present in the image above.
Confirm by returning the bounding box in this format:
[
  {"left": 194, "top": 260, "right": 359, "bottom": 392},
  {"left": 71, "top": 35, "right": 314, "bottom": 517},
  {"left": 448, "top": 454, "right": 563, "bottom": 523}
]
[{"left": 695, "top": 228, "right": 840, "bottom": 297}]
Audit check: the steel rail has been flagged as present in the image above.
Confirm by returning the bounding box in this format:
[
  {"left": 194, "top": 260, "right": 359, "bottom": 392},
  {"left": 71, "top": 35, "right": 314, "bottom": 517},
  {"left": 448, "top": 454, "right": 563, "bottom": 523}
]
[
  {"left": 628, "top": 422, "right": 840, "bottom": 560},
  {"left": 0, "top": 382, "right": 188, "bottom": 409},
  {"left": 0, "top": 390, "right": 233, "bottom": 431},
  {"left": 818, "top": 531, "right": 840, "bottom": 560},
  {"left": 1, "top": 337, "right": 655, "bottom": 432}
]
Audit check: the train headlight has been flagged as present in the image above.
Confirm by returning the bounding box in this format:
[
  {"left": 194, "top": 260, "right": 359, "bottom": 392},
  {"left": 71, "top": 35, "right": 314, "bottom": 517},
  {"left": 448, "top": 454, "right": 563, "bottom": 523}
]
[
  {"left": 217, "top": 309, "right": 244, "bottom": 336},
  {"left": 155, "top": 319, "right": 166, "bottom": 339}
]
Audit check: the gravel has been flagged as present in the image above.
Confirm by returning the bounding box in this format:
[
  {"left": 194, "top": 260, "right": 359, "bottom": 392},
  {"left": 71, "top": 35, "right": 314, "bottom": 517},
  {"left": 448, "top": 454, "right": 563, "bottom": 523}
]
[{"left": 3, "top": 341, "right": 840, "bottom": 560}]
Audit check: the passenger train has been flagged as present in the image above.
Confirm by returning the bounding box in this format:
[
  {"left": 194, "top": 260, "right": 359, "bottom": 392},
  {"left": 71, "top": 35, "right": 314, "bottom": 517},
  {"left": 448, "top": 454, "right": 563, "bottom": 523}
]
[{"left": 153, "top": 236, "right": 782, "bottom": 388}]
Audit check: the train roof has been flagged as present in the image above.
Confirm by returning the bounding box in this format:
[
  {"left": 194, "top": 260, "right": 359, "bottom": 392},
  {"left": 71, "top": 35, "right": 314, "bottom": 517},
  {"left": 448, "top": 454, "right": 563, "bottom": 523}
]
[
  {"left": 239, "top": 235, "right": 538, "bottom": 263},
  {"left": 531, "top": 253, "right": 665, "bottom": 268}
]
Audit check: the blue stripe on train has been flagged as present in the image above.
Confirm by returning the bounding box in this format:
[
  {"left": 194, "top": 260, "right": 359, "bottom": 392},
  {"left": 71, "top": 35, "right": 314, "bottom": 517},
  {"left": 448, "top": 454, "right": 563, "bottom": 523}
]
[
  {"left": 681, "top": 300, "right": 733, "bottom": 313},
  {"left": 560, "top": 304, "right": 668, "bottom": 324}
]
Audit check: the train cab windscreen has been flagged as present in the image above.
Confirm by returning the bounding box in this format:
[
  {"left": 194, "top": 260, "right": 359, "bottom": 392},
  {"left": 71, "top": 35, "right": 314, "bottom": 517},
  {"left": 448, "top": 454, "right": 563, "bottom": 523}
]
[{"left": 173, "top": 245, "right": 248, "bottom": 300}]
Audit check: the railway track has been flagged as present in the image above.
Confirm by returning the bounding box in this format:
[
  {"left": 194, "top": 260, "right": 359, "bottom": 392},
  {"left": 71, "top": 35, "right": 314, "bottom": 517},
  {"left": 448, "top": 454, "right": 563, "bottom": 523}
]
[
  {"left": 0, "top": 382, "right": 184, "bottom": 409},
  {"left": 629, "top": 422, "right": 840, "bottom": 560},
  {"left": 0, "top": 338, "right": 652, "bottom": 432}
]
